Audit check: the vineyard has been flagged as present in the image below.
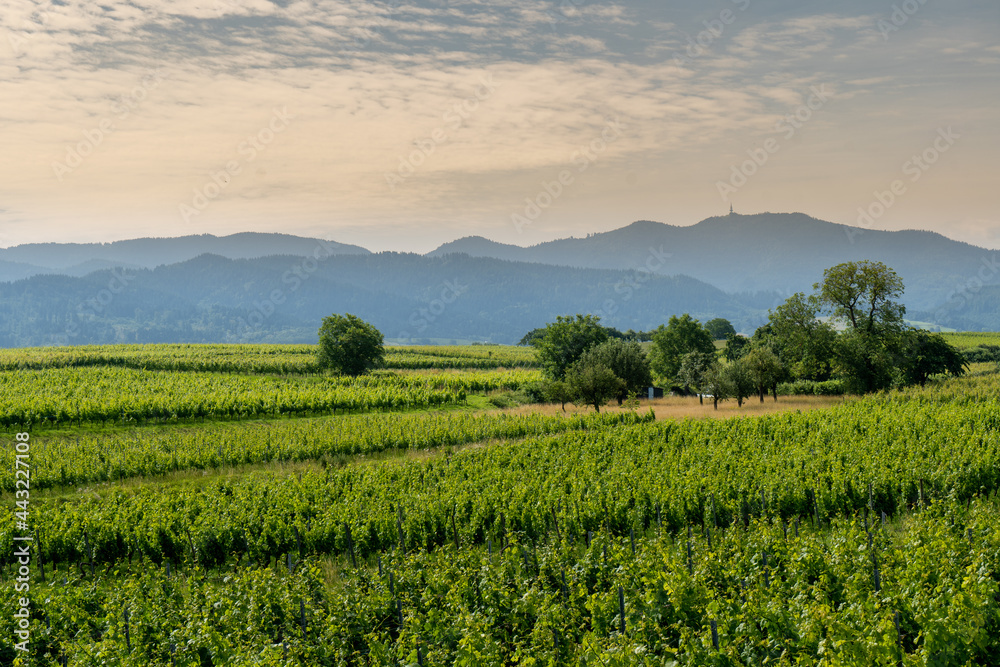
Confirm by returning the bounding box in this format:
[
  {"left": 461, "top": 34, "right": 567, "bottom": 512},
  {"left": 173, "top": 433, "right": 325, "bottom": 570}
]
[
  {"left": 0, "top": 367, "right": 542, "bottom": 428},
  {"left": 2, "top": 345, "right": 999, "bottom": 665},
  {"left": 0, "top": 344, "right": 539, "bottom": 374}
]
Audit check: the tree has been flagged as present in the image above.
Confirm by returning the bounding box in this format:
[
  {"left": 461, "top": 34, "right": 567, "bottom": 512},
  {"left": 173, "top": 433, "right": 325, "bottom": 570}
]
[
  {"left": 817, "top": 261, "right": 906, "bottom": 393},
  {"left": 565, "top": 360, "right": 624, "bottom": 413},
  {"left": 816, "top": 261, "right": 905, "bottom": 335},
  {"left": 531, "top": 314, "right": 609, "bottom": 379},
  {"left": 544, "top": 380, "right": 573, "bottom": 411},
  {"left": 649, "top": 314, "right": 716, "bottom": 381},
  {"left": 724, "top": 333, "right": 750, "bottom": 362},
  {"left": 742, "top": 347, "right": 786, "bottom": 402},
  {"left": 578, "top": 339, "right": 652, "bottom": 405},
  {"left": 897, "top": 330, "right": 966, "bottom": 387},
  {"left": 317, "top": 313, "right": 385, "bottom": 376},
  {"left": 765, "top": 293, "right": 837, "bottom": 381},
  {"left": 705, "top": 318, "right": 736, "bottom": 340},
  {"left": 678, "top": 351, "right": 716, "bottom": 405},
  {"left": 701, "top": 363, "right": 730, "bottom": 410},
  {"left": 724, "top": 359, "right": 755, "bottom": 407}
]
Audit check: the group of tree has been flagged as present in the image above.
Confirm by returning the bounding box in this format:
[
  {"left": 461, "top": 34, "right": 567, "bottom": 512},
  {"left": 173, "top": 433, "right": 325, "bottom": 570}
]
[
  {"left": 531, "top": 315, "right": 652, "bottom": 412},
  {"left": 526, "top": 260, "right": 966, "bottom": 412}
]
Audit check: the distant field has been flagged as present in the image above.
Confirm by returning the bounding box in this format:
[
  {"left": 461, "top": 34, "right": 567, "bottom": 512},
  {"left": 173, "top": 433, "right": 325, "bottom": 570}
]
[
  {"left": 941, "top": 331, "right": 1000, "bottom": 349},
  {"left": 0, "top": 342, "right": 539, "bottom": 373}
]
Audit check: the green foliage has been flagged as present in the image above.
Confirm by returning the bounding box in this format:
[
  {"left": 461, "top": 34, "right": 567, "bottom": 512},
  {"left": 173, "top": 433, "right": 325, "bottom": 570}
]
[
  {"left": 677, "top": 351, "right": 716, "bottom": 403},
  {"left": 649, "top": 314, "right": 716, "bottom": 381},
  {"left": 723, "top": 358, "right": 755, "bottom": 407},
  {"left": 896, "top": 329, "right": 967, "bottom": 387},
  {"left": 317, "top": 313, "right": 385, "bottom": 376},
  {"left": 531, "top": 314, "right": 609, "bottom": 380},
  {"left": 565, "top": 361, "right": 625, "bottom": 412},
  {"left": 816, "top": 260, "right": 905, "bottom": 335},
  {"left": 576, "top": 338, "right": 652, "bottom": 405},
  {"left": 742, "top": 346, "right": 787, "bottom": 402},
  {"left": 704, "top": 317, "right": 736, "bottom": 340},
  {"left": 544, "top": 379, "right": 573, "bottom": 410},
  {"left": 764, "top": 292, "right": 837, "bottom": 380},
  {"left": 777, "top": 378, "right": 846, "bottom": 396},
  {"left": 723, "top": 333, "right": 750, "bottom": 361}
]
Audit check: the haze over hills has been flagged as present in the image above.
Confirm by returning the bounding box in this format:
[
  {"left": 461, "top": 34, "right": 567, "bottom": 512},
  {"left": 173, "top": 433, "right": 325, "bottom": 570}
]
[
  {"left": 429, "top": 213, "right": 989, "bottom": 312},
  {"left": 0, "top": 253, "right": 761, "bottom": 347},
  {"left": 0, "top": 232, "right": 369, "bottom": 281},
  {"left": 0, "top": 212, "right": 997, "bottom": 346}
]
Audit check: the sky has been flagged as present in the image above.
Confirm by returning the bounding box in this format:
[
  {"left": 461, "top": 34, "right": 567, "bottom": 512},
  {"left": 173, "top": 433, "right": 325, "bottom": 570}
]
[{"left": 1, "top": 0, "right": 998, "bottom": 253}]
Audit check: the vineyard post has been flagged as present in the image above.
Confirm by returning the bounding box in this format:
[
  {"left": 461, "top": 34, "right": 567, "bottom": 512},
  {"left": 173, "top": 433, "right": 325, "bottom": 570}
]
[
  {"left": 686, "top": 527, "right": 693, "bottom": 575},
  {"left": 762, "top": 552, "right": 769, "bottom": 588},
  {"left": 710, "top": 619, "right": 719, "bottom": 650},
  {"left": 894, "top": 610, "right": 903, "bottom": 660},
  {"left": 919, "top": 479, "right": 925, "bottom": 508},
  {"left": 397, "top": 506, "right": 405, "bottom": 551},
  {"left": 629, "top": 527, "right": 635, "bottom": 556},
  {"left": 35, "top": 528, "right": 45, "bottom": 582},
  {"left": 550, "top": 506, "right": 562, "bottom": 544},
  {"left": 618, "top": 586, "right": 625, "bottom": 635},
  {"left": 84, "top": 531, "right": 95, "bottom": 577},
  {"left": 388, "top": 571, "right": 395, "bottom": 597},
  {"left": 345, "top": 522, "right": 357, "bottom": 568},
  {"left": 378, "top": 553, "right": 383, "bottom": 577},
  {"left": 124, "top": 608, "right": 131, "bottom": 652},
  {"left": 299, "top": 598, "right": 307, "bottom": 636}
]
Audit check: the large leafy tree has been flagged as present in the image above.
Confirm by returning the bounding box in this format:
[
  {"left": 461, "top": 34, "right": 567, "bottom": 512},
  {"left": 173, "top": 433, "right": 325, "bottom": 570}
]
[
  {"left": 650, "top": 314, "right": 716, "bottom": 381},
  {"left": 897, "top": 329, "right": 967, "bottom": 387},
  {"left": 816, "top": 261, "right": 906, "bottom": 393},
  {"left": 565, "top": 360, "right": 624, "bottom": 413},
  {"left": 531, "top": 314, "right": 609, "bottom": 379},
  {"left": 765, "top": 293, "right": 837, "bottom": 380},
  {"left": 704, "top": 318, "right": 736, "bottom": 340},
  {"left": 578, "top": 339, "right": 652, "bottom": 405},
  {"left": 317, "top": 313, "right": 385, "bottom": 376},
  {"left": 816, "top": 260, "right": 905, "bottom": 335}
]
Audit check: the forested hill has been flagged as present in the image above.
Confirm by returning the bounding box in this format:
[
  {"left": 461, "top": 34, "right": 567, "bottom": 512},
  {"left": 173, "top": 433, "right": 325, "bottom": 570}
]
[
  {"left": 0, "top": 252, "right": 771, "bottom": 347},
  {"left": 429, "top": 212, "right": 988, "bottom": 312},
  {"left": 0, "top": 232, "right": 369, "bottom": 283}
]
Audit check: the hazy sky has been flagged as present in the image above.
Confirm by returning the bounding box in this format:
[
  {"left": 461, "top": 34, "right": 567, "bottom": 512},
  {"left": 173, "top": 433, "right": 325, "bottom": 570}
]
[{"left": 2, "top": 0, "right": 998, "bottom": 253}]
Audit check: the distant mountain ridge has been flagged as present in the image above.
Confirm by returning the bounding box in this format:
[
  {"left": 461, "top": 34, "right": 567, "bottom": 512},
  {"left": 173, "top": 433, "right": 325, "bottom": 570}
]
[
  {"left": 428, "top": 213, "right": 987, "bottom": 312},
  {"left": 1, "top": 213, "right": 997, "bottom": 341},
  {"left": 0, "top": 232, "right": 368, "bottom": 278},
  {"left": 0, "top": 253, "right": 766, "bottom": 346}
]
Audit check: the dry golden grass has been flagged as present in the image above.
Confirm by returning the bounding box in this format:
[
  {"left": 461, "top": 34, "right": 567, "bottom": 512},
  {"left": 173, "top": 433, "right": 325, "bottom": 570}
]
[{"left": 503, "top": 394, "right": 847, "bottom": 421}]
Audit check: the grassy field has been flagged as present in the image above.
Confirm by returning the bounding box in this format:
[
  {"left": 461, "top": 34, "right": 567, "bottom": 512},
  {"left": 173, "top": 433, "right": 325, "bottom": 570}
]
[{"left": 2, "top": 341, "right": 999, "bottom": 665}]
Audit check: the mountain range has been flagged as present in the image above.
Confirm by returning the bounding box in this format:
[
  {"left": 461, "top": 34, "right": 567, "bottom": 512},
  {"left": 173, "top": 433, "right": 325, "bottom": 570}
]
[{"left": 0, "top": 213, "right": 995, "bottom": 346}]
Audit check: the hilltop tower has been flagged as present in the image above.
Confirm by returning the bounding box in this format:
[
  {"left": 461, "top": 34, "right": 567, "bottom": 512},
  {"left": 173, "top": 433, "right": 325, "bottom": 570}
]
[{"left": 729, "top": 203, "right": 734, "bottom": 215}]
